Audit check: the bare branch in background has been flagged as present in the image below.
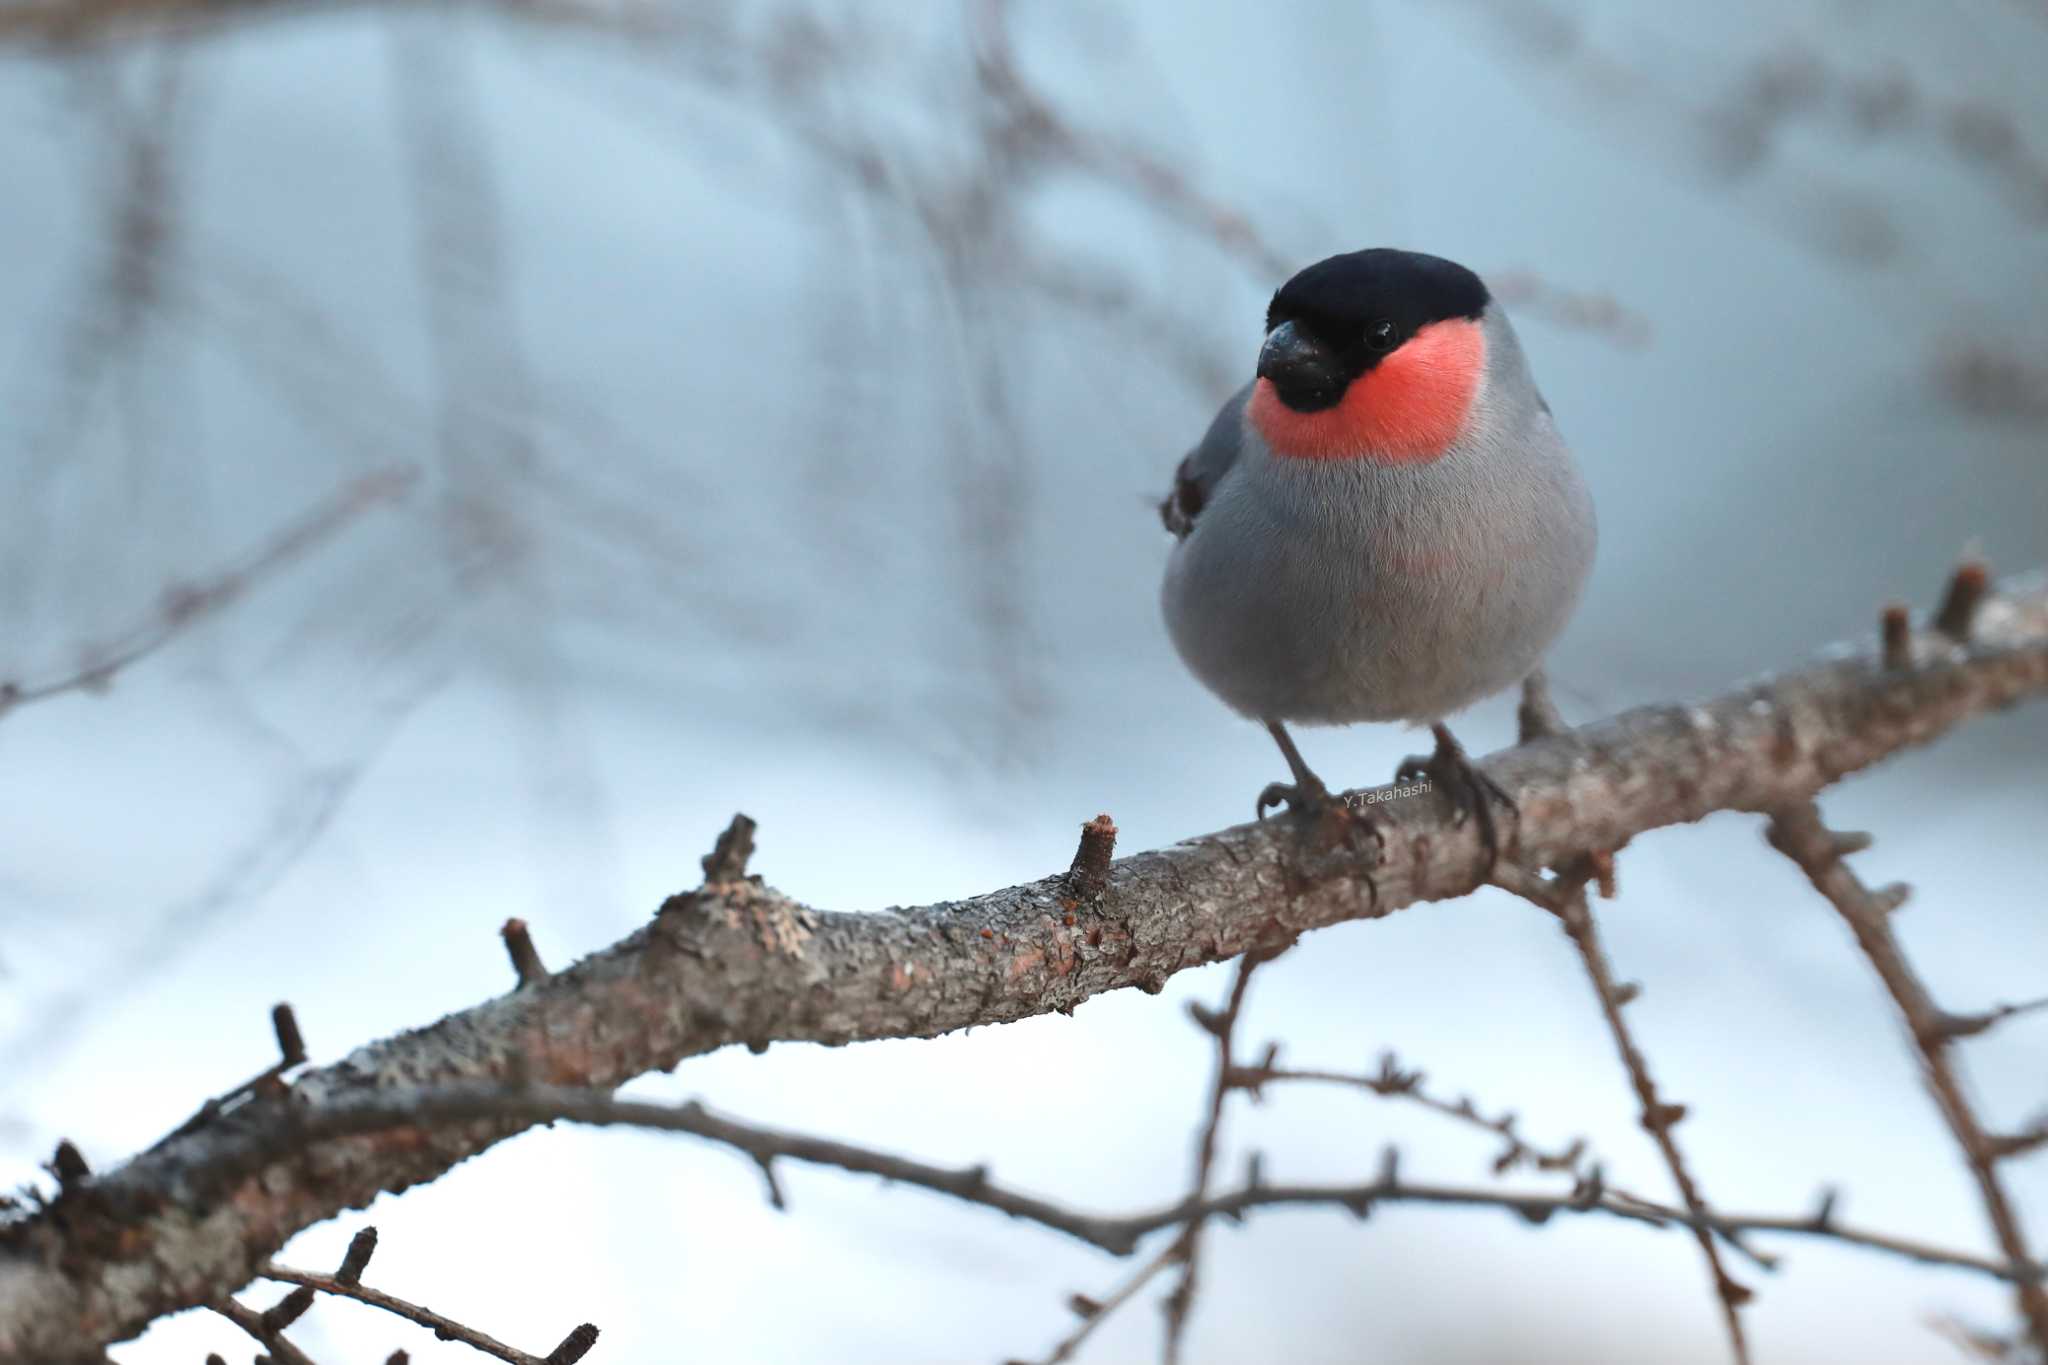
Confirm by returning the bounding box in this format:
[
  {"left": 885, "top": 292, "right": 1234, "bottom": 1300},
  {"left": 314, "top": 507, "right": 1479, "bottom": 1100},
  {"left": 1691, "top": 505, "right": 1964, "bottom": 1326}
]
[
  {"left": 1935, "top": 346, "right": 2048, "bottom": 426},
  {"left": 969, "top": 0, "right": 1288, "bottom": 281},
  {"left": 1488, "top": 271, "right": 1654, "bottom": 350},
  {"left": 1447, "top": 0, "right": 2048, "bottom": 427},
  {"left": 0, "top": 566, "right": 2043, "bottom": 1359},
  {"left": 0, "top": 40, "right": 191, "bottom": 604},
  {"left": 0, "top": 466, "right": 413, "bottom": 721}
]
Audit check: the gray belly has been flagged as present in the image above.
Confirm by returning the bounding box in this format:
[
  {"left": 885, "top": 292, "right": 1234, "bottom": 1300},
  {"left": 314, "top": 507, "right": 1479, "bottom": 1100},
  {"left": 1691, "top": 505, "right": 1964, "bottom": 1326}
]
[{"left": 1161, "top": 452, "right": 1593, "bottom": 726}]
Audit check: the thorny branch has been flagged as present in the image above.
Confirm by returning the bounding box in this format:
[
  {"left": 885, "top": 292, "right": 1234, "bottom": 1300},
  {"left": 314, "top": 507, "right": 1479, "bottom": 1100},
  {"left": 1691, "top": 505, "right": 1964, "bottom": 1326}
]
[
  {"left": 123, "top": 1078, "right": 2048, "bottom": 1365},
  {"left": 36, "top": 1079, "right": 2042, "bottom": 1285},
  {"left": 259, "top": 1225, "right": 598, "bottom": 1365},
  {"left": 1225, "top": 1048, "right": 1594, "bottom": 1179},
  {"left": 1768, "top": 799, "right": 2048, "bottom": 1348},
  {"left": 1, "top": 566, "right": 2046, "bottom": 1360},
  {"left": 1158, "top": 949, "right": 1277, "bottom": 1365},
  {"left": 1493, "top": 859, "right": 1754, "bottom": 1364}
]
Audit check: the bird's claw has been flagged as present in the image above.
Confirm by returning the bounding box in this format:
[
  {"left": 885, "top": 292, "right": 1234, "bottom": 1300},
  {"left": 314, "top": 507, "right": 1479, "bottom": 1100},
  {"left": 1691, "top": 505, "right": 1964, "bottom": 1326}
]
[
  {"left": 1256, "top": 777, "right": 1329, "bottom": 821},
  {"left": 1259, "top": 779, "right": 1384, "bottom": 859},
  {"left": 1398, "top": 727, "right": 1516, "bottom": 869}
]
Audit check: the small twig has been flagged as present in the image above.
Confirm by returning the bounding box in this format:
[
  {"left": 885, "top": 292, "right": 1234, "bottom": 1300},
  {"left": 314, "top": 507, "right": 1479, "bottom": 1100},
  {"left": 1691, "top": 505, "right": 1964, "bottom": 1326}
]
[
  {"left": 1881, "top": 602, "right": 1913, "bottom": 669},
  {"left": 336, "top": 1226, "right": 377, "bottom": 1287},
  {"left": 500, "top": 918, "right": 550, "bottom": 989},
  {"left": 1023, "top": 1240, "right": 1182, "bottom": 1365},
  {"left": 1769, "top": 799, "right": 2048, "bottom": 1345},
  {"left": 1160, "top": 947, "right": 1281, "bottom": 1364},
  {"left": 1936, "top": 560, "right": 1992, "bottom": 641},
  {"left": 1936, "top": 994, "right": 2048, "bottom": 1042},
  {"left": 261, "top": 1285, "right": 315, "bottom": 1333},
  {"left": 1984, "top": 1124, "right": 2048, "bottom": 1163},
  {"left": 272, "top": 1003, "right": 308, "bottom": 1067},
  {"left": 1500, "top": 865, "right": 1753, "bottom": 1363},
  {"left": 47, "top": 1139, "right": 90, "bottom": 1190},
  {"left": 1065, "top": 814, "right": 1117, "bottom": 901},
  {"left": 263, "top": 1236, "right": 597, "bottom": 1365},
  {"left": 170, "top": 1003, "right": 311, "bottom": 1138},
  {"left": 276, "top": 1086, "right": 1150, "bottom": 1252},
  {"left": 1226, "top": 1050, "right": 1593, "bottom": 1178},
  {"left": 1517, "top": 668, "right": 1568, "bottom": 745},
  {"left": 544, "top": 1324, "right": 600, "bottom": 1365},
  {"left": 700, "top": 813, "right": 757, "bottom": 885},
  {"left": 213, "top": 1298, "right": 320, "bottom": 1365}
]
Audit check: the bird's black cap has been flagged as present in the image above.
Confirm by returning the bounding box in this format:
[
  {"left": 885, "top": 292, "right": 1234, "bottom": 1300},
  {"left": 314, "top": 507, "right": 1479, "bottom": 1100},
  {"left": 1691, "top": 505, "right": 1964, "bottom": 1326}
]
[{"left": 1258, "top": 249, "right": 1489, "bottom": 411}]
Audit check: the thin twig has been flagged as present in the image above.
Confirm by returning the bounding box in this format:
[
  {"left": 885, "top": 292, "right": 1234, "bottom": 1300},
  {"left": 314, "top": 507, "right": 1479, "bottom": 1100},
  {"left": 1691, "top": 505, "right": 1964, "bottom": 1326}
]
[
  {"left": 1500, "top": 864, "right": 1752, "bottom": 1363},
  {"left": 1768, "top": 800, "right": 2048, "bottom": 1346},
  {"left": 213, "top": 1298, "right": 320, "bottom": 1365},
  {"left": 259, "top": 1264, "right": 582, "bottom": 1365},
  {"left": 274, "top": 1085, "right": 1153, "bottom": 1253},
  {"left": 1940, "top": 994, "right": 2048, "bottom": 1042},
  {"left": 1159, "top": 948, "right": 1278, "bottom": 1364},
  {"left": 1023, "top": 1239, "right": 1182, "bottom": 1365},
  {"left": 1226, "top": 1049, "right": 1593, "bottom": 1178},
  {"left": 259, "top": 1219, "right": 595, "bottom": 1365}
]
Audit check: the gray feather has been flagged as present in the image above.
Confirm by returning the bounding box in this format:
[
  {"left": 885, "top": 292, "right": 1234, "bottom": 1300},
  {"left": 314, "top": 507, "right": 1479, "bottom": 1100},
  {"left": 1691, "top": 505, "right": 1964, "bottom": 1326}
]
[{"left": 1160, "top": 381, "right": 1254, "bottom": 539}]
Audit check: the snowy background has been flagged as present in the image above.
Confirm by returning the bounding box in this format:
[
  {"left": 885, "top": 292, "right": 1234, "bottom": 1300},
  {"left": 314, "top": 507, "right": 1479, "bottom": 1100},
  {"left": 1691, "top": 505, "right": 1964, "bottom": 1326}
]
[{"left": 2, "top": 1, "right": 2047, "bottom": 1360}]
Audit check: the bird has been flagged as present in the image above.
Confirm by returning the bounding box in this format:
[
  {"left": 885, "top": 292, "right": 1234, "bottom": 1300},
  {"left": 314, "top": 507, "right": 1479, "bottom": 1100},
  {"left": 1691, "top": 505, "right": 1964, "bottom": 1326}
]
[{"left": 1159, "top": 247, "right": 1596, "bottom": 860}]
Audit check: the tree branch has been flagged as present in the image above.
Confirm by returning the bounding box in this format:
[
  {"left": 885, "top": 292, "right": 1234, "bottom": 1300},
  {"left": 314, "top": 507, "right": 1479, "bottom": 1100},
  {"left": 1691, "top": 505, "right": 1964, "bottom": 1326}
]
[
  {"left": 136, "top": 1085, "right": 2048, "bottom": 1293},
  {"left": 1768, "top": 798, "right": 2048, "bottom": 1346},
  {"left": 1525, "top": 869, "right": 1752, "bottom": 1363},
  {"left": 1159, "top": 949, "right": 1277, "bottom": 1364},
  {"left": 175, "top": 1082, "right": 2048, "bottom": 1289},
  {"left": 2, "top": 570, "right": 2046, "bottom": 1360}
]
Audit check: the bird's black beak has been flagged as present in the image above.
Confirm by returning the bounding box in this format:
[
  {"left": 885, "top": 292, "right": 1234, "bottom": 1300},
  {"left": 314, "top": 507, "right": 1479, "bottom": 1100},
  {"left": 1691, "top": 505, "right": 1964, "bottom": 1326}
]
[{"left": 1256, "top": 320, "right": 1347, "bottom": 412}]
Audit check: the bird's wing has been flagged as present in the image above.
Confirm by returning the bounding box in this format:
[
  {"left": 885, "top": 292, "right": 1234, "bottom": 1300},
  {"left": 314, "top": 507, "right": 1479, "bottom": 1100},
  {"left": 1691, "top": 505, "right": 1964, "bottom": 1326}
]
[{"left": 1159, "top": 382, "right": 1254, "bottom": 540}]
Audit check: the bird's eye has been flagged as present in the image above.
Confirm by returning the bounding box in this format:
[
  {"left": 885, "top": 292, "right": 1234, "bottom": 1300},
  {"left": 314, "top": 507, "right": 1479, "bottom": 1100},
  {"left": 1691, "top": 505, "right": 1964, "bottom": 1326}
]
[{"left": 1365, "top": 320, "right": 1398, "bottom": 352}]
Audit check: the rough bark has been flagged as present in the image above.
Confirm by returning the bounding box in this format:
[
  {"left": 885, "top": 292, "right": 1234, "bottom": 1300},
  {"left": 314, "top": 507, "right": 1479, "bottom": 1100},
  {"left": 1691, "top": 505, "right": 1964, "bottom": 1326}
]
[{"left": 2, "top": 572, "right": 2045, "bottom": 1360}]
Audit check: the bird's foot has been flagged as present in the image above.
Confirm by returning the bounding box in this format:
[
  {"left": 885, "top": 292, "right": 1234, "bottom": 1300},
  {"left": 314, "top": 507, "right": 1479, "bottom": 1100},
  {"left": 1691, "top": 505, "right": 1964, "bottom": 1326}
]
[
  {"left": 1256, "top": 774, "right": 1330, "bottom": 822},
  {"left": 1259, "top": 776, "right": 1385, "bottom": 887},
  {"left": 1397, "top": 724, "right": 1516, "bottom": 869}
]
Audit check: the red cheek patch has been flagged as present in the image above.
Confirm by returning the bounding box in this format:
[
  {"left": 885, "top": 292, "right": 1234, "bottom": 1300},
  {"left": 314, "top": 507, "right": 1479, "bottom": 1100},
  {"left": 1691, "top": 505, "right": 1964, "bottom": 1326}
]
[{"left": 1247, "top": 317, "right": 1486, "bottom": 463}]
